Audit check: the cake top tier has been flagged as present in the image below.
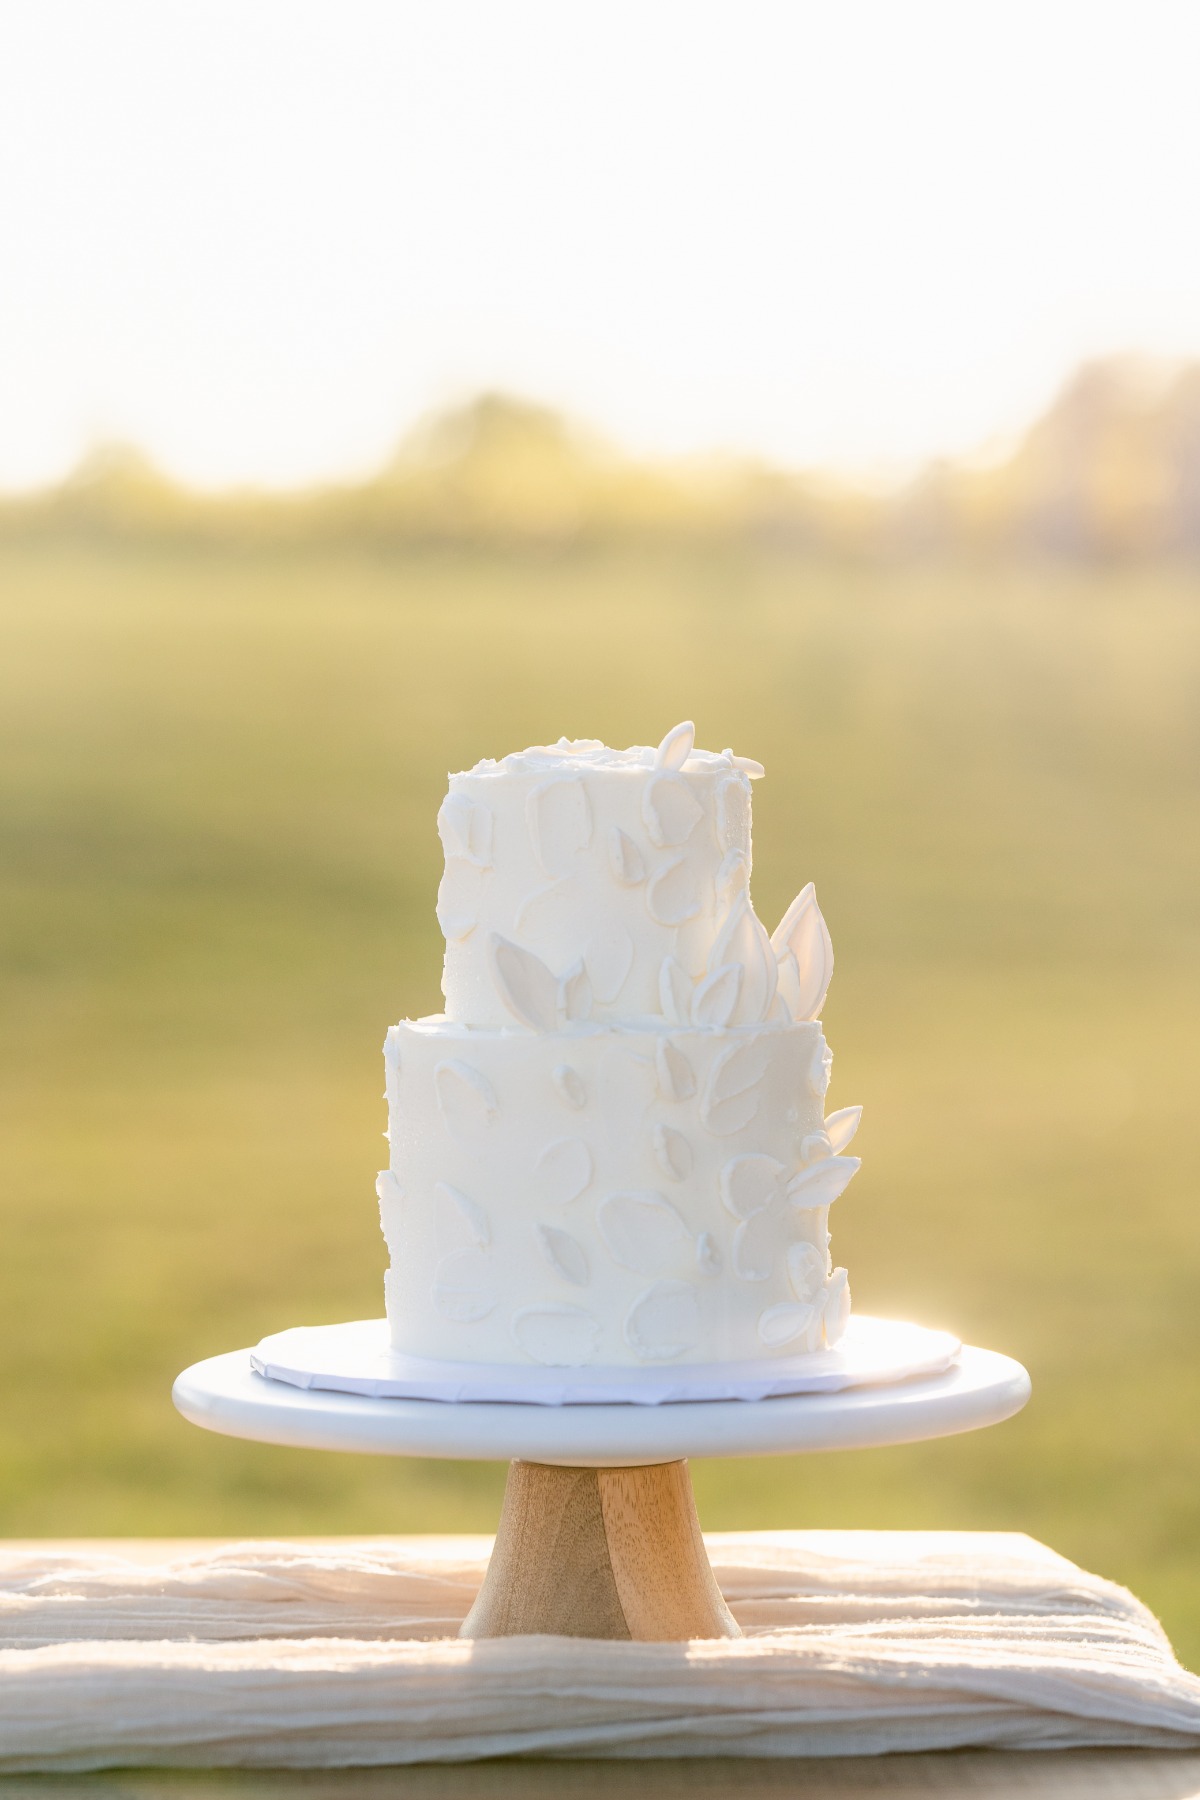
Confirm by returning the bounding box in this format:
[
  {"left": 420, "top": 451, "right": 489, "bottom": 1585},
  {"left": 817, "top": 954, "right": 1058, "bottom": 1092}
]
[{"left": 436, "top": 720, "right": 833, "bottom": 1031}]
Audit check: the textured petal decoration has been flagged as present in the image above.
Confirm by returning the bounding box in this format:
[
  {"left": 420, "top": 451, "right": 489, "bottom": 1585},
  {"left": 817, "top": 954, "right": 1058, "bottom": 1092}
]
[
  {"left": 585, "top": 926, "right": 634, "bottom": 1004},
  {"left": 658, "top": 956, "right": 693, "bottom": 1024},
  {"left": 700, "top": 1037, "right": 771, "bottom": 1135},
  {"left": 726, "top": 752, "right": 765, "bottom": 779},
  {"left": 691, "top": 961, "right": 744, "bottom": 1027},
  {"left": 774, "top": 948, "right": 801, "bottom": 1021},
  {"left": 800, "top": 1131, "right": 834, "bottom": 1164},
  {"left": 653, "top": 1123, "right": 693, "bottom": 1182},
  {"left": 758, "top": 1301, "right": 819, "bottom": 1350},
  {"left": 437, "top": 792, "right": 494, "bottom": 868},
  {"left": 557, "top": 957, "right": 593, "bottom": 1023},
  {"left": 645, "top": 854, "right": 702, "bottom": 926},
  {"left": 513, "top": 877, "right": 573, "bottom": 939},
  {"left": 375, "top": 1170, "right": 404, "bottom": 1233},
  {"left": 534, "top": 1135, "right": 593, "bottom": 1206},
  {"left": 786, "top": 1156, "right": 861, "bottom": 1208},
  {"left": 715, "top": 774, "right": 751, "bottom": 853},
  {"left": 709, "top": 893, "right": 777, "bottom": 1025},
  {"left": 552, "top": 1064, "right": 588, "bottom": 1111},
  {"left": 607, "top": 826, "right": 646, "bottom": 886},
  {"left": 823, "top": 1267, "right": 851, "bottom": 1344},
  {"left": 655, "top": 1037, "right": 696, "bottom": 1102},
  {"left": 432, "top": 1248, "right": 497, "bottom": 1323},
  {"left": 771, "top": 883, "right": 834, "bottom": 1020},
  {"left": 810, "top": 1034, "right": 833, "bottom": 1098},
  {"left": 435, "top": 1180, "right": 491, "bottom": 1248},
  {"left": 435, "top": 858, "right": 484, "bottom": 942},
  {"left": 696, "top": 1231, "right": 723, "bottom": 1275},
  {"left": 535, "top": 1223, "right": 590, "bottom": 1287},
  {"left": 654, "top": 719, "right": 695, "bottom": 771},
  {"left": 511, "top": 1304, "right": 602, "bottom": 1366},
  {"left": 489, "top": 933, "right": 558, "bottom": 1030},
  {"left": 715, "top": 848, "right": 750, "bottom": 908},
  {"left": 825, "top": 1104, "right": 863, "bottom": 1154},
  {"left": 786, "top": 1241, "right": 828, "bottom": 1304},
  {"left": 527, "top": 776, "right": 593, "bottom": 876},
  {"left": 433, "top": 1058, "right": 500, "bottom": 1139},
  {"left": 643, "top": 774, "right": 704, "bottom": 848},
  {"left": 732, "top": 1208, "right": 780, "bottom": 1280},
  {"left": 719, "top": 1152, "right": 787, "bottom": 1219},
  {"left": 597, "top": 1191, "right": 691, "bottom": 1275},
  {"left": 624, "top": 1280, "right": 701, "bottom": 1362}
]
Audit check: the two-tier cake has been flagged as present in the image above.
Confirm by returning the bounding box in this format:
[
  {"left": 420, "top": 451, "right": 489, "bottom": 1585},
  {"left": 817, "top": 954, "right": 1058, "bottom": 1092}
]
[{"left": 376, "top": 722, "right": 861, "bottom": 1372}]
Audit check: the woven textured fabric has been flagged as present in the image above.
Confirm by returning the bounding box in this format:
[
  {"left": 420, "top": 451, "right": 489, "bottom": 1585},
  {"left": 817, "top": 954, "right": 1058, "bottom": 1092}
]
[{"left": 0, "top": 1532, "right": 1198, "bottom": 1770}]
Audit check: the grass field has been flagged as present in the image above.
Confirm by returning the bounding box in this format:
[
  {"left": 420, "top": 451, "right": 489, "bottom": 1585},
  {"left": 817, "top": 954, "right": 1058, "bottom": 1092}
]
[{"left": 1, "top": 541, "right": 1198, "bottom": 1666}]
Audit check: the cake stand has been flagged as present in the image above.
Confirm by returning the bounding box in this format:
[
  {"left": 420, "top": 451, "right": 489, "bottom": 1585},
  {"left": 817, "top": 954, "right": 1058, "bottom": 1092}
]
[{"left": 174, "top": 1318, "right": 1030, "bottom": 1643}]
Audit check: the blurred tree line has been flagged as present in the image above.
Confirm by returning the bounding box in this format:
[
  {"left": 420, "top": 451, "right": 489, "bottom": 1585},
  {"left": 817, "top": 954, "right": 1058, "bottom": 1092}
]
[{"left": 5, "top": 356, "right": 1200, "bottom": 559}]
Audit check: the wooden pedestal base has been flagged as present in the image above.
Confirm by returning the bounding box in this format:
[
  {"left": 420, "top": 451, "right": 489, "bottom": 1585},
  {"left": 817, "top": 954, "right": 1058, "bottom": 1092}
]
[{"left": 460, "top": 1458, "right": 741, "bottom": 1642}]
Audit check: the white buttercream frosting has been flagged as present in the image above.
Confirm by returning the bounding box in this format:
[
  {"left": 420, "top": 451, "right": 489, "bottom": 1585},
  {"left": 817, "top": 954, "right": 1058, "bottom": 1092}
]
[{"left": 382, "top": 722, "right": 860, "bottom": 1369}]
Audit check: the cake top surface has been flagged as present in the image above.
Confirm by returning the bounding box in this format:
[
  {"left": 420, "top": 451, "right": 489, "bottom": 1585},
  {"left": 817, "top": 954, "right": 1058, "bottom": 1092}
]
[{"left": 454, "top": 722, "right": 765, "bottom": 783}]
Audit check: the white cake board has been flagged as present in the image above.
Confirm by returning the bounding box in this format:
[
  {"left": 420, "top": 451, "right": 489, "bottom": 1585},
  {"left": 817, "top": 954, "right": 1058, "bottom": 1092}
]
[
  {"left": 174, "top": 1329, "right": 1029, "bottom": 1468},
  {"left": 249, "top": 1314, "right": 962, "bottom": 1406}
]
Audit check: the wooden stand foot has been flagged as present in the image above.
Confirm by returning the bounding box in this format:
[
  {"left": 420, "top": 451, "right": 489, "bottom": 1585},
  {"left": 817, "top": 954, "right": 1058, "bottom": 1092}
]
[{"left": 460, "top": 1458, "right": 741, "bottom": 1641}]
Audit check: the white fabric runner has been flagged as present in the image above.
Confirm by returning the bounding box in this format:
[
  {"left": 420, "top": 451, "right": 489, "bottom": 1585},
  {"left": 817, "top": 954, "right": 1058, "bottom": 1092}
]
[{"left": 1, "top": 1531, "right": 1198, "bottom": 1770}]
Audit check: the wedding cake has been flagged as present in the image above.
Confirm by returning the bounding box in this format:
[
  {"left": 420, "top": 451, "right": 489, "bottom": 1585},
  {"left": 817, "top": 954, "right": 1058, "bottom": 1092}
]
[{"left": 377, "top": 722, "right": 861, "bottom": 1371}]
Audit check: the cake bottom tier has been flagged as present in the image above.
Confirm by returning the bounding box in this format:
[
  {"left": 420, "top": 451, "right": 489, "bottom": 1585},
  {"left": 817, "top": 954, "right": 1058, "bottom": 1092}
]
[{"left": 379, "top": 1015, "right": 857, "bottom": 1369}]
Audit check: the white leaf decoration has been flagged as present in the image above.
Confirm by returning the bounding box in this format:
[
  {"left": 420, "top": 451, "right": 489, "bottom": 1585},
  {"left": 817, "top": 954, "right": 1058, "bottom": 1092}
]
[
  {"left": 552, "top": 1064, "right": 588, "bottom": 1110},
  {"left": 770, "top": 883, "right": 834, "bottom": 1021},
  {"left": 557, "top": 956, "right": 593, "bottom": 1023},
  {"left": 725, "top": 751, "right": 765, "bottom": 779},
  {"left": 513, "top": 877, "right": 572, "bottom": 938},
  {"left": 758, "top": 1301, "right": 820, "bottom": 1350},
  {"left": 433, "top": 1058, "right": 499, "bottom": 1138},
  {"left": 655, "top": 1037, "right": 696, "bottom": 1101},
  {"left": 511, "top": 1304, "right": 601, "bottom": 1366},
  {"left": 708, "top": 892, "right": 777, "bottom": 1025},
  {"left": 800, "top": 1130, "right": 833, "bottom": 1164},
  {"left": 375, "top": 1169, "right": 403, "bottom": 1226},
  {"left": 535, "top": 1223, "right": 590, "bottom": 1287},
  {"left": 810, "top": 1034, "right": 833, "bottom": 1098},
  {"left": 825, "top": 1105, "right": 862, "bottom": 1154},
  {"left": 585, "top": 926, "right": 634, "bottom": 1003},
  {"left": 489, "top": 933, "right": 558, "bottom": 1030},
  {"left": 624, "top": 1280, "right": 701, "bottom": 1362},
  {"left": 608, "top": 826, "right": 646, "bottom": 886},
  {"left": 527, "top": 776, "right": 593, "bottom": 876},
  {"left": 435, "top": 1180, "right": 491, "bottom": 1248},
  {"left": 643, "top": 773, "right": 703, "bottom": 848},
  {"left": 696, "top": 1231, "right": 723, "bottom": 1275},
  {"left": 653, "top": 1123, "right": 693, "bottom": 1181},
  {"left": 715, "top": 848, "right": 750, "bottom": 907},
  {"left": 823, "top": 1267, "right": 851, "bottom": 1345},
  {"left": 655, "top": 719, "right": 695, "bottom": 770},
  {"left": 432, "top": 1248, "right": 497, "bottom": 1323},
  {"left": 786, "top": 1156, "right": 861, "bottom": 1208},
  {"left": 659, "top": 956, "right": 692, "bottom": 1024},
  {"left": 437, "top": 792, "right": 494, "bottom": 868},
  {"left": 645, "top": 853, "right": 702, "bottom": 925},
  {"left": 435, "top": 858, "right": 484, "bottom": 941},
  {"left": 597, "top": 1191, "right": 691, "bottom": 1274},
  {"left": 715, "top": 774, "right": 750, "bottom": 852},
  {"left": 691, "top": 961, "right": 744, "bottom": 1027},
  {"left": 719, "top": 1153, "right": 787, "bottom": 1219},
  {"left": 534, "top": 1136, "right": 593, "bottom": 1206},
  {"left": 700, "top": 1037, "right": 771, "bottom": 1135},
  {"left": 786, "top": 1241, "right": 827, "bottom": 1305}
]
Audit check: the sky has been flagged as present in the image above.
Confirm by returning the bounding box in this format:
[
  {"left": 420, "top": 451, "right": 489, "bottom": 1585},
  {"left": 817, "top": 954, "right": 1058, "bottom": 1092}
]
[{"left": 3, "top": 0, "right": 1200, "bottom": 492}]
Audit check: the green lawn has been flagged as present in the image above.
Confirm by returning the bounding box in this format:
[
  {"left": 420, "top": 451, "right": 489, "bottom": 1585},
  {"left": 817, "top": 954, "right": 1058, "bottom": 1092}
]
[{"left": 1, "top": 542, "right": 1198, "bottom": 1666}]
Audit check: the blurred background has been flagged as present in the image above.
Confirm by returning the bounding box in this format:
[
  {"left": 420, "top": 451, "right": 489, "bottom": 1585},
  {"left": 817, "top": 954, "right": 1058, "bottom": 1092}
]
[{"left": 2, "top": 1, "right": 1198, "bottom": 1665}]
